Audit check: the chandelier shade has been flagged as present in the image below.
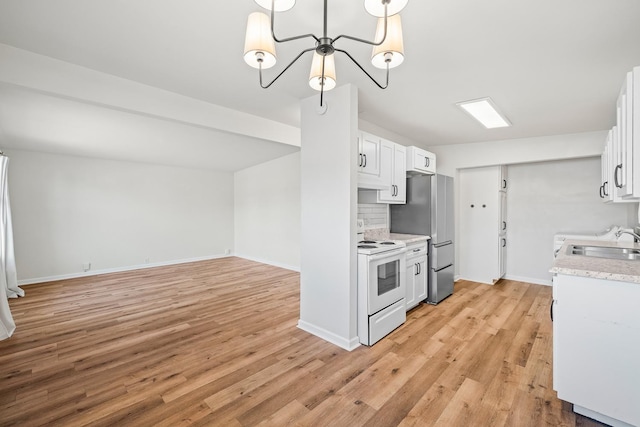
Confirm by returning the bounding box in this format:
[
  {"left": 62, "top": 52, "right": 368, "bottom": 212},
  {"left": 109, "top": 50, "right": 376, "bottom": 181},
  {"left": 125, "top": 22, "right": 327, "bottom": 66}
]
[
  {"left": 243, "top": 12, "right": 277, "bottom": 69},
  {"left": 309, "top": 53, "right": 337, "bottom": 91},
  {"left": 364, "top": 0, "right": 408, "bottom": 17},
  {"left": 255, "top": 0, "right": 296, "bottom": 12},
  {"left": 371, "top": 14, "right": 404, "bottom": 69}
]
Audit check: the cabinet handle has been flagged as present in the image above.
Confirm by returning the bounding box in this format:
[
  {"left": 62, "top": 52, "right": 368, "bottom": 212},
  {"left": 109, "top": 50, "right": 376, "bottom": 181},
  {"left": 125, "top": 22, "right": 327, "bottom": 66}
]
[
  {"left": 550, "top": 300, "right": 554, "bottom": 322},
  {"left": 502, "top": 221, "right": 506, "bottom": 231},
  {"left": 614, "top": 164, "right": 623, "bottom": 188},
  {"left": 425, "top": 158, "right": 430, "bottom": 167},
  {"left": 359, "top": 153, "right": 363, "bottom": 167},
  {"left": 599, "top": 184, "right": 604, "bottom": 198},
  {"left": 603, "top": 181, "right": 608, "bottom": 197},
  {"left": 363, "top": 154, "right": 367, "bottom": 168},
  {"left": 502, "top": 179, "right": 507, "bottom": 189},
  {"left": 502, "top": 238, "right": 506, "bottom": 247}
]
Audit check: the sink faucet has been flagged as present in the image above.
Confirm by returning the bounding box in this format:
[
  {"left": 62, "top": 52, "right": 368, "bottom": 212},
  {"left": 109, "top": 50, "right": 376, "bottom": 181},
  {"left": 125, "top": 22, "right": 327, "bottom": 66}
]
[{"left": 615, "top": 229, "right": 640, "bottom": 242}]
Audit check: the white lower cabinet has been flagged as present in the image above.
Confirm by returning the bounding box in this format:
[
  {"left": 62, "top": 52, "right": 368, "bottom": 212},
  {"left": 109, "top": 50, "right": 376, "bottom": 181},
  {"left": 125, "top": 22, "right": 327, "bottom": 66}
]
[
  {"left": 553, "top": 273, "right": 640, "bottom": 427},
  {"left": 405, "top": 242, "right": 428, "bottom": 310}
]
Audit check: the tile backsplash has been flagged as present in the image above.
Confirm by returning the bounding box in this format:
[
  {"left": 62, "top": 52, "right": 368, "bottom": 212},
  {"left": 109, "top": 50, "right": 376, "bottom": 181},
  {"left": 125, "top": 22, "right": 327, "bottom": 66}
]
[{"left": 358, "top": 204, "right": 388, "bottom": 229}]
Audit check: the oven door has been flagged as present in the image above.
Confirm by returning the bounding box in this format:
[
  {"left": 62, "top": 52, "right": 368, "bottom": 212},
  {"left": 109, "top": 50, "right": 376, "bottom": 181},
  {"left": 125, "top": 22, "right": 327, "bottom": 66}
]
[{"left": 367, "top": 249, "right": 406, "bottom": 314}]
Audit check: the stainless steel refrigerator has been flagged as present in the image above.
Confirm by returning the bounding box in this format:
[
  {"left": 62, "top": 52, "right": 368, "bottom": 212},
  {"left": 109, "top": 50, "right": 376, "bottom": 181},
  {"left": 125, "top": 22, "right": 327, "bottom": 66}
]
[{"left": 390, "top": 174, "right": 454, "bottom": 304}]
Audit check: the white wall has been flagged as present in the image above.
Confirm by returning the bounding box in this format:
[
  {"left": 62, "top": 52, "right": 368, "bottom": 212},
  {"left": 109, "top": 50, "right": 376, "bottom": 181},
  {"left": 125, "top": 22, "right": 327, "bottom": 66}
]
[
  {"left": 429, "top": 131, "right": 607, "bottom": 177},
  {"left": 0, "top": 43, "right": 300, "bottom": 147},
  {"left": 427, "top": 131, "right": 616, "bottom": 282},
  {"left": 506, "top": 158, "right": 635, "bottom": 285},
  {"left": 234, "top": 152, "right": 301, "bottom": 271},
  {"left": 8, "top": 149, "right": 234, "bottom": 283},
  {"left": 298, "top": 85, "right": 359, "bottom": 351}
]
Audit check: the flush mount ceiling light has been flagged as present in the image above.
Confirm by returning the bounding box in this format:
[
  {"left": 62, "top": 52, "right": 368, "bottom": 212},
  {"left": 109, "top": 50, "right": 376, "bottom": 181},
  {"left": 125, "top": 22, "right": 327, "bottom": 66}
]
[
  {"left": 243, "top": 0, "right": 408, "bottom": 106},
  {"left": 456, "top": 97, "right": 512, "bottom": 129}
]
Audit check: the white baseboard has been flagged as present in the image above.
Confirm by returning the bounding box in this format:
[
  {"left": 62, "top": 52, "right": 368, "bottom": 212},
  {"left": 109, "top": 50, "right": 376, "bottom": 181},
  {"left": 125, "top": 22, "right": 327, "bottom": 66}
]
[
  {"left": 18, "top": 254, "right": 233, "bottom": 286},
  {"left": 454, "top": 274, "right": 551, "bottom": 287},
  {"left": 504, "top": 274, "right": 552, "bottom": 286},
  {"left": 456, "top": 276, "right": 494, "bottom": 285},
  {"left": 236, "top": 254, "right": 300, "bottom": 272},
  {"left": 297, "top": 320, "right": 360, "bottom": 351}
]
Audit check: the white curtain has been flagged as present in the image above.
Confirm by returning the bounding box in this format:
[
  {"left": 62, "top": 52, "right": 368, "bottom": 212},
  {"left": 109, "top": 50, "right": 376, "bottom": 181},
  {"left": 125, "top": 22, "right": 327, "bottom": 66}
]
[{"left": 0, "top": 155, "right": 21, "bottom": 340}]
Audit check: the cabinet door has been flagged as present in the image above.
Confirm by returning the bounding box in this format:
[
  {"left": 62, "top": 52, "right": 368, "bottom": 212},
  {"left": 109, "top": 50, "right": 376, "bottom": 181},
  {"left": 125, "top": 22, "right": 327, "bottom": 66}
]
[
  {"left": 605, "top": 130, "right": 617, "bottom": 202},
  {"left": 377, "top": 140, "right": 395, "bottom": 202},
  {"left": 392, "top": 144, "right": 407, "bottom": 203},
  {"left": 416, "top": 150, "right": 436, "bottom": 174},
  {"left": 554, "top": 275, "right": 640, "bottom": 426},
  {"left": 498, "top": 235, "right": 506, "bottom": 279},
  {"left": 498, "top": 165, "right": 507, "bottom": 192},
  {"left": 600, "top": 147, "right": 608, "bottom": 201},
  {"left": 405, "top": 262, "right": 416, "bottom": 310},
  {"left": 618, "top": 72, "right": 633, "bottom": 197},
  {"left": 377, "top": 140, "right": 406, "bottom": 204},
  {"left": 630, "top": 66, "right": 640, "bottom": 198},
  {"left": 498, "top": 191, "right": 507, "bottom": 234},
  {"left": 360, "top": 132, "right": 381, "bottom": 176},
  {"left": 415, "top": 256, "right": 428, "bottom": 302}
]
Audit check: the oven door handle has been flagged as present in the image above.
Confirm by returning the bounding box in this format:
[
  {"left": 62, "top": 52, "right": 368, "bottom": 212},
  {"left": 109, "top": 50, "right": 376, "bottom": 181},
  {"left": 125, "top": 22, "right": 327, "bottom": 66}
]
[{"left": 367, "top": 248, "right": 406, "bottom": 261}]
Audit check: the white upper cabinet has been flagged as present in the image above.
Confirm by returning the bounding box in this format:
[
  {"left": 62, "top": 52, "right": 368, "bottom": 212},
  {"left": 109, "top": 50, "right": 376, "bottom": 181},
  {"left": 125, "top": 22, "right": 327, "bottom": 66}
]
[
  {"left": 406, "top": 146, "right": 436, "bottom": 175},
  {"left": 357, "top": 131, "right": 387, "bottom": 190},
  {"left": 602, "top": 66, "right": 640, "bottom": 202},
  {"left": 377, "top": 140, "right": 406, "bottom": 204}
]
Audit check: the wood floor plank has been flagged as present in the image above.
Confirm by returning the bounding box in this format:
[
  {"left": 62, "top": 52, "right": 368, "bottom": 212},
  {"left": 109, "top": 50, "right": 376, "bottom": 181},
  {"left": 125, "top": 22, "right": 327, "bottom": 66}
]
[{"left": 0, "top": 259, "right": 600, "bottom": 426}]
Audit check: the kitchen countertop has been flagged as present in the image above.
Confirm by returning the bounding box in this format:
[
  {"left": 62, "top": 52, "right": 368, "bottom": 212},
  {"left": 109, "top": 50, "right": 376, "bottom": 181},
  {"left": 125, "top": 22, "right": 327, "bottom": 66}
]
[
  {"left": 364, "top": 228, "right": 430, "bottom": 245},
  {"left": 550, "top": 238, "right": 640, "bottom": 284},
  {"left": 388, "top": 233, "right": 430, "bottom": 245}
]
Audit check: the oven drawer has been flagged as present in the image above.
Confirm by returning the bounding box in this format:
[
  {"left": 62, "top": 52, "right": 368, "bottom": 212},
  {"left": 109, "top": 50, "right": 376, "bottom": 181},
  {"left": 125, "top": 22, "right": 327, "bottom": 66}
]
[{"left": 368, "top": 299, "right": 406, "bottom": 345}]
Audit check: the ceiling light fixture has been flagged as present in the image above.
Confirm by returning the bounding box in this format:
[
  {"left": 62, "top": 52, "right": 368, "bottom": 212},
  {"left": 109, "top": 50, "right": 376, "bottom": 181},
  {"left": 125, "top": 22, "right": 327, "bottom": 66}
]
[
  {"left": 243, "top": 0, "right": 408, "bottom": 106},
  {"left": 456, "top": 97, "right": 512, "bottom": 129}
]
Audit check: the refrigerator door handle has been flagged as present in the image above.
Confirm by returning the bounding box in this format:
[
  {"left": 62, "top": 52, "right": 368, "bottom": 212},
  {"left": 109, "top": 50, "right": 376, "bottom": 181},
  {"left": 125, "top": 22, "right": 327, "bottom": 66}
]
[{"left": 433, "top": 263, "right": 453, "bottom": 273}]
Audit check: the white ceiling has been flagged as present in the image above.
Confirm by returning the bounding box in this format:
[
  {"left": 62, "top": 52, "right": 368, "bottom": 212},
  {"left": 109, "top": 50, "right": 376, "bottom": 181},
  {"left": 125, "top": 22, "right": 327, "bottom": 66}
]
[{"left": 1, "top": 0, "right": 640, "bottom": 164}]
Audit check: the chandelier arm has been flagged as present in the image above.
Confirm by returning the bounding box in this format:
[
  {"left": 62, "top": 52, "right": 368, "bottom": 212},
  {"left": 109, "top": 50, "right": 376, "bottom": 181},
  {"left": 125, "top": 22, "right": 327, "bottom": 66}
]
[
  {"left": 332, "top": 3, "right": 388, "bottom": 46},
  {"left": 320, "top": 55, "right": 326, "bottom": 106},
  {"left": 270, "top": 0, "right": 320, "bottom": 44},
  {"left": 259, "top": 47, "right": 316, "bottom": 89},
  {"left": 334, "top": 49, "right": 389, "bottom": 89}
]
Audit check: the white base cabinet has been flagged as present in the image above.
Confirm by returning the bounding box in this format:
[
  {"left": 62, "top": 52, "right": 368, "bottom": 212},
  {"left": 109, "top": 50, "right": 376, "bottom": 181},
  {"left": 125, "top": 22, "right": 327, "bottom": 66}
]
[
  {"left": 553, "top": 273, "right": 640, "bottom": 427},
  {"left": 405, "top": 242, "right": 428, "bottom": 310}
]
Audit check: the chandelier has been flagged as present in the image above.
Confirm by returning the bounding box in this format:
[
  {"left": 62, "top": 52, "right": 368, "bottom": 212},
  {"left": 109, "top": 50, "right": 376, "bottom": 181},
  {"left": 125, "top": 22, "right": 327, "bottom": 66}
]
[{"left": 243, "top": 0, "right": 408, "bottom": 106}]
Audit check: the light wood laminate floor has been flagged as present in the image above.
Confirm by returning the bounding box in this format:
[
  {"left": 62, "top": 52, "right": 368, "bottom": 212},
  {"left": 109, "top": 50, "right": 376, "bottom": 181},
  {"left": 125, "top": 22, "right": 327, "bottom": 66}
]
[{"left": 0, "top": 257, "right": 603, "bottom": 426}]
